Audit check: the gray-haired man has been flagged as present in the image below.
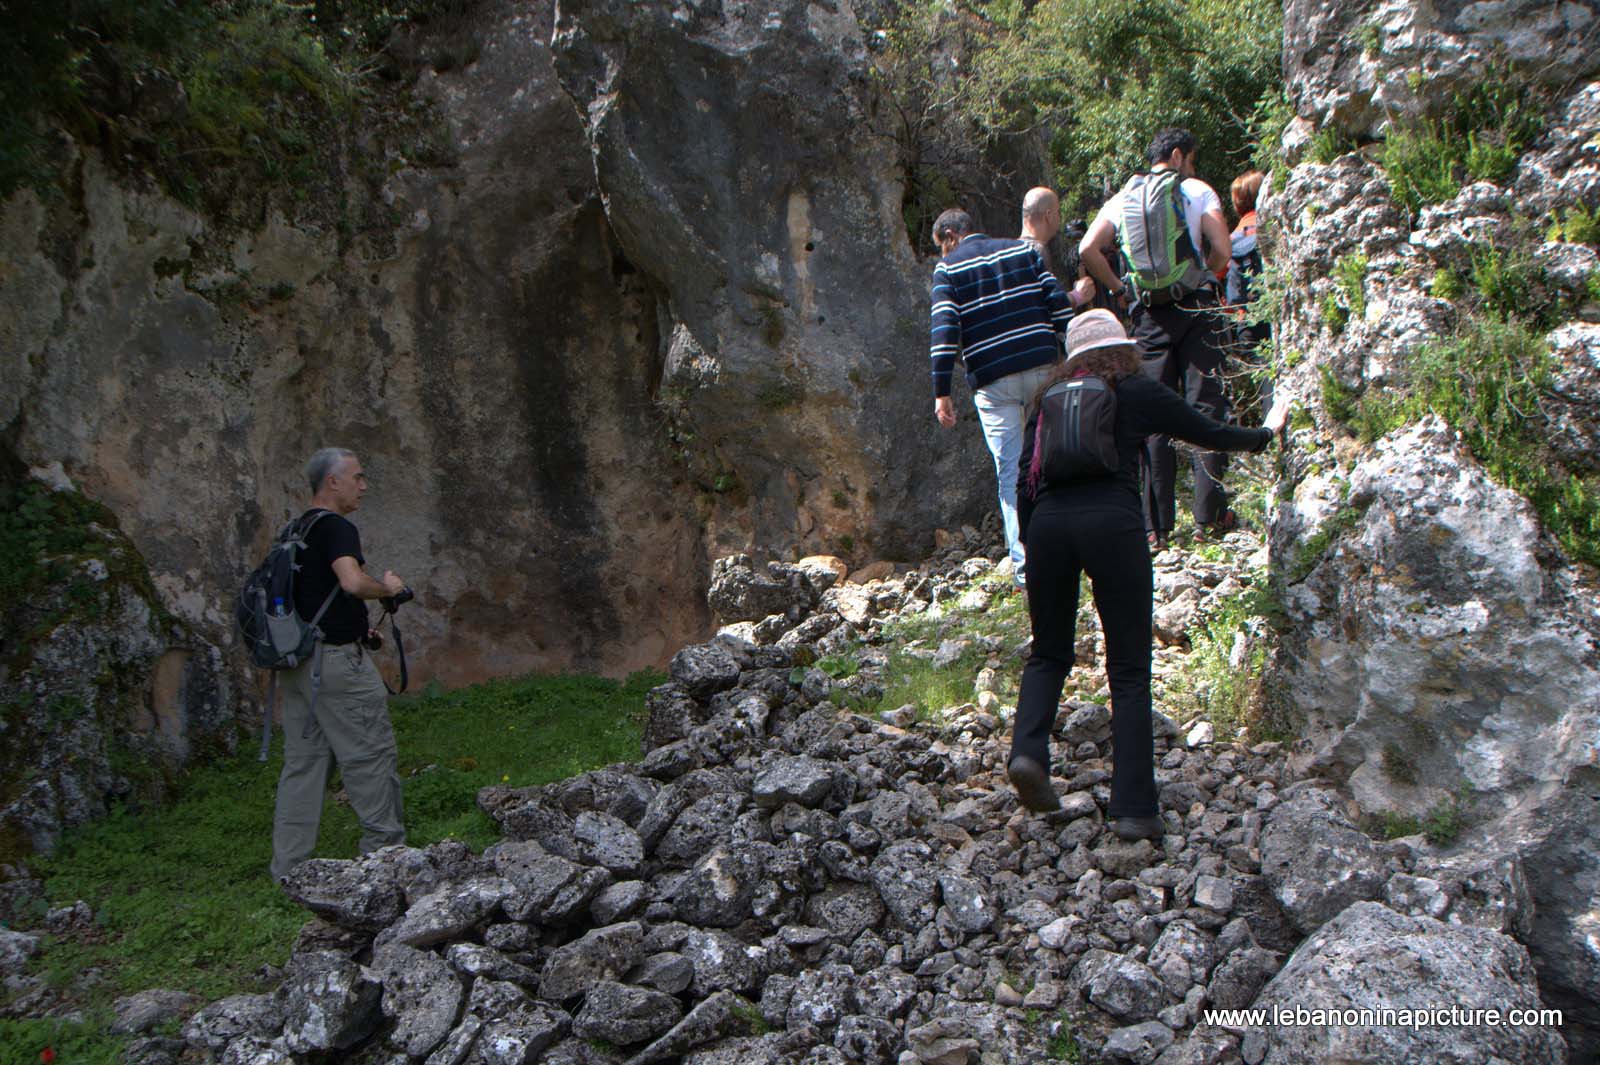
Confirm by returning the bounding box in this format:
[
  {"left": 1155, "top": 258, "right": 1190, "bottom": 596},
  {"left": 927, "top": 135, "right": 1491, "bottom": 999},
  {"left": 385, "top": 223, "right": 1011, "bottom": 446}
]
[{"left": 270, "top": 447, "right": 408, "bottom": 882}]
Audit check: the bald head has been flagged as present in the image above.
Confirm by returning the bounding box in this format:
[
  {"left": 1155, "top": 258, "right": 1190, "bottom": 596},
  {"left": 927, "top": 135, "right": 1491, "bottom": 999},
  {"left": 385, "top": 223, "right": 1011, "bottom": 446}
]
[{"left": 1021, "top": 187, "right": 1061, "bottom": 242}]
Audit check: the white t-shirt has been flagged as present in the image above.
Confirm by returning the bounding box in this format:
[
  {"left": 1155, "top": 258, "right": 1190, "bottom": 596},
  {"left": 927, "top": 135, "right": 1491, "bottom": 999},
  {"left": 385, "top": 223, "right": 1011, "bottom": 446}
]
[{"left": 1095, "top": 175, "right": 1222, "bottom": 260}]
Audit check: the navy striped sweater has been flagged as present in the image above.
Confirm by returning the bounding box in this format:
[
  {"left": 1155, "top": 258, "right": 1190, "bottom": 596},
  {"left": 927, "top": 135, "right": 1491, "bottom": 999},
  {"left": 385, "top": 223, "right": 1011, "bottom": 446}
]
[{"left": 930, "top": 234, "right": 1073, "bottom": 398}]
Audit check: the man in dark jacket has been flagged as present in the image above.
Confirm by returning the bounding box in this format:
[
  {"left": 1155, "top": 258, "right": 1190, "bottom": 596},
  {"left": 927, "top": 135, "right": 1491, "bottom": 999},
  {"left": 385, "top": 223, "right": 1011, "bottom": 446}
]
[{"left": 929, "top": 208, "right": 1093, "bottom": 586}]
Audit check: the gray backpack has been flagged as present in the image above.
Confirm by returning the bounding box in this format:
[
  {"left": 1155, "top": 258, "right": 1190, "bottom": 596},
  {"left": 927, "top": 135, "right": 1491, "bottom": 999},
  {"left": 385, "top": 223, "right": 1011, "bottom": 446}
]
[
  {"left": 1116, "top": 170, "right": 1213, "bottom": 305},
  {"left": 236, "top": 510, "right": 340, "bottom": 760}
]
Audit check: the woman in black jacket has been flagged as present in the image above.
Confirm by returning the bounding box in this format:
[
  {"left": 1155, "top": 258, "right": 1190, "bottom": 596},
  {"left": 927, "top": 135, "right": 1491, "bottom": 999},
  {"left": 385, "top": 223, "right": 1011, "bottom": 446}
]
[{"left": 1007, "top": 310, "right": 1289, "bottom": 839}]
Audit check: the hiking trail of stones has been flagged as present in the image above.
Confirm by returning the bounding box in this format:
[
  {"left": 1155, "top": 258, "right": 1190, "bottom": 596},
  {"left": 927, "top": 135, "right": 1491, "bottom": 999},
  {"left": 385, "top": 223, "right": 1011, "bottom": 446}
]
[{"left": 2, "top": 519, "right": 1566, "bottom": 1064}]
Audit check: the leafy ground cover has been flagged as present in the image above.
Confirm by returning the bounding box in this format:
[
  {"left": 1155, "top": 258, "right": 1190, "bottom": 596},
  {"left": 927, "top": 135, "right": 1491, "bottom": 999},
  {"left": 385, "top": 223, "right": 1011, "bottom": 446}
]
[{"left": 0, "top": 669, "right": 658, "bottom": 1063}]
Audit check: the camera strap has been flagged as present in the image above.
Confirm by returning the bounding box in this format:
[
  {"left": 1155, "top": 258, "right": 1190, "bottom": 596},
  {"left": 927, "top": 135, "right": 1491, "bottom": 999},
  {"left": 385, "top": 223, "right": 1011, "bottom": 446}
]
[{"left": 378, "top": 608, "right": 409, "bottom": 695}]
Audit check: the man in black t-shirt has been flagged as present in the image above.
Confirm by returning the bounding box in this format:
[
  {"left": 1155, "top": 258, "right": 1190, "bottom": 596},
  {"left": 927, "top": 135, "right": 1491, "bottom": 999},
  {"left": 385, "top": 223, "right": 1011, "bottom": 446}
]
[{"left": 270, "top": 447, "right": 410, "bottom": 883}]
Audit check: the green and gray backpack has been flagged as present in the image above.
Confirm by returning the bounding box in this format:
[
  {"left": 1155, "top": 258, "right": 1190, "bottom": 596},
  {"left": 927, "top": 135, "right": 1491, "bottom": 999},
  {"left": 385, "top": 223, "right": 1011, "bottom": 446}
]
[{"left": 1117, "top": 170, "right": 1213, "bottom": 305}]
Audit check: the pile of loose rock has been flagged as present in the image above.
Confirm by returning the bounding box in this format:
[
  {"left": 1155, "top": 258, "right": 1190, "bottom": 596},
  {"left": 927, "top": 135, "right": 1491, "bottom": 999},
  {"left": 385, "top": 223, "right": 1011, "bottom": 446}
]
[{"left": 12, "top": 525, "right": 1571, "bottom": 1064}]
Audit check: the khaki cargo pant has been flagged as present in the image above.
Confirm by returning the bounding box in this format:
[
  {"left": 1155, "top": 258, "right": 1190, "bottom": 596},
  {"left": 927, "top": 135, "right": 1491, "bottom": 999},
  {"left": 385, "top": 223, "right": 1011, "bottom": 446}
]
[{"left": 270, "top": 641, "right": 405, "bottom": 881}]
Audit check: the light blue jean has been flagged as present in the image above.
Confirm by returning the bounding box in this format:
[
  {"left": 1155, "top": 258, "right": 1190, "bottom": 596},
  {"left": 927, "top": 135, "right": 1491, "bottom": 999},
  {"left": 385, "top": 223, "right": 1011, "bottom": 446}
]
[{"left": 972, "top": 362, "right": 1059, "bottom": 586}]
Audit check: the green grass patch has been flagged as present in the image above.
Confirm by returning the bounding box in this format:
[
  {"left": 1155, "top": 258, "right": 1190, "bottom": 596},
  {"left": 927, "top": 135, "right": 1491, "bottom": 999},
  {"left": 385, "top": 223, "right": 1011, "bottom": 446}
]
[
  {"left": 1164, "top": 578, "right": 1284, "bottom": 738},
  {"left": 0, "top": 668, "right": 657, "bottom": 1042},
  {"left": 1046, "top": 1010, "right": 1085, "bottom": 1063},
  {"left": 0, "top": 1014, "right": 123, "bottom": 1065},
  {"left": 873, "top": 582, "right": 1030, "bottom": 722}
]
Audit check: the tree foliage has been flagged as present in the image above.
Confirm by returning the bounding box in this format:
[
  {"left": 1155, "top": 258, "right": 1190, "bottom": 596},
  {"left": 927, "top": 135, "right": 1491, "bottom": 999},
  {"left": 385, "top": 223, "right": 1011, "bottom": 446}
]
[{"left": 879, "top": 0, "right": 1283, "bottom": 217}]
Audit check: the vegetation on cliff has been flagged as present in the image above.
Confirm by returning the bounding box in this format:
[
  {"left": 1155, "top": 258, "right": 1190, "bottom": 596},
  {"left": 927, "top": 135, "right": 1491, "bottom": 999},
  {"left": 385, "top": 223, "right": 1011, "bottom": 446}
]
[{"left": 0, "top": 0, "right": 474, "bottom": 217}]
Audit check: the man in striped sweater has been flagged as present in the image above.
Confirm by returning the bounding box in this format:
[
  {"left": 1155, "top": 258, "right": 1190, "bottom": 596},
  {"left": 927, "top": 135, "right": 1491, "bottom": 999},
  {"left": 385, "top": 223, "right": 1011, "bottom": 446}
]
[{"left": 931, "top": 208, "right": 1094, "bottom": 586}]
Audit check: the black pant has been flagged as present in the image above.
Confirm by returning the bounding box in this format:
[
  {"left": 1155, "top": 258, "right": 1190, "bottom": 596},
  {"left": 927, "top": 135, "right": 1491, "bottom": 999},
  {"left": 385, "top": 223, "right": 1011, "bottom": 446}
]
[
  {"left": 1011, "top": 500, "right": 1157, "bottom": 818},
  {"left": 1132, "top": 294, "right": 1231, "bottom": 533}
]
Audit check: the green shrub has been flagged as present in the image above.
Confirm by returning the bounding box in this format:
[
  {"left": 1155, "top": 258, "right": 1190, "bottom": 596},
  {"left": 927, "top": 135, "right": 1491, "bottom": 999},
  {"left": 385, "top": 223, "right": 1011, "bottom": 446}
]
[
  {"left": 1307, "top": 125, "right": 1358, "bottom": 165},
  {"left": 1424, "top": 794, "right": 1467, "bottom": 846},
  {"left": 1334, "top": 253, "right": 1368, "bottom": 317},
  {"left": 0, "top": 0, "right": 467, "bottom": 204},
  {"left": 1330, "top": 316, "right": 1600, "bottom": 566},
  {"left": 1430, "top": 267, "right": 1464, "bottom": 301},
  {"left": 1367, "top": 810, "right": 1423, "bottom": 840},
  {"left": 1165, "top": 580, "right": 1284, "bottom": 737},
  {"left": 1547, "top": 203, "right": 1600, "bottom": 245},
  {"left": 1380, "top": 77, "right": 1545, "bottom": 217},
  {"left": 1470, "top": 247, "right": 1557, "bottom": 327}
]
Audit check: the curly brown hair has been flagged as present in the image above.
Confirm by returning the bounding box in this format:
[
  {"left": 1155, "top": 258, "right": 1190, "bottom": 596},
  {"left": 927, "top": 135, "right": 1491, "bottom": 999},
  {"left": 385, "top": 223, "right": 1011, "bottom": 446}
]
[{"left": 1029, "top": 346, "right": 1142, "bottom": 412}]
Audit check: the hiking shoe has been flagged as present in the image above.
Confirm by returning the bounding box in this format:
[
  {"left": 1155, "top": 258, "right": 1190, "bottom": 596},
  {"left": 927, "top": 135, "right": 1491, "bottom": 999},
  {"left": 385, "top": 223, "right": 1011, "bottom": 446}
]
[
  {"left": 1110, "top": 815, "right": 1165, "bottom": 841},
  {"left": 1008, "top": 755, "right": 1060, "bottom": 813},
  {"left": 1147, "top": 531, "right": 1169, "bottom": 552},
  {"left": 1199, "top": 510, "right": 1239, "bottom": 538}
]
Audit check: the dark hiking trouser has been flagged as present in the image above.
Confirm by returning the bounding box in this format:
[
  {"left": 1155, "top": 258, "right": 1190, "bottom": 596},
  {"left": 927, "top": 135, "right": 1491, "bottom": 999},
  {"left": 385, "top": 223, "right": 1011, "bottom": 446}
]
[
  {"left": 1011, "top": 501, "right": 1158, "bottom": 819},
  {"left": 270, "top": 642, "right": 405, "bottom": 882},
  {"left": 1132, "top": 293, "right": 1231, "bottom": 533}
]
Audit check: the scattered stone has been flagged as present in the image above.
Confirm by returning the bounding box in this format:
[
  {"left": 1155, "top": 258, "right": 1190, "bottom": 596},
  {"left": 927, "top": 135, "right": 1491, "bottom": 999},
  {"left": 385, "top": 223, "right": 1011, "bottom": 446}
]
[{"left": 109, "top": 990, "right": 200, "bottom": 1036}]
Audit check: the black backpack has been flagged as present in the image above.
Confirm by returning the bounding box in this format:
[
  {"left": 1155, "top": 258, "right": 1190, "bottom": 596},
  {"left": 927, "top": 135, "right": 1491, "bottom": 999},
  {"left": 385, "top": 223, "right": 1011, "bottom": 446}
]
[
  {"left": 237, "top": 510, "right": 341, "bottom": 759},
  {"left": 1027, "top": 376, "right": 1120, "bottom": 491}
]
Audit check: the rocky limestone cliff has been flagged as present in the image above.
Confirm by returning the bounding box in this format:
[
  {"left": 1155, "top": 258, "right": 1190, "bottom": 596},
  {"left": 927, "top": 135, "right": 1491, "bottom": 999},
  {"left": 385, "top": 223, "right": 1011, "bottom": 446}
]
[
  {"left": 0, "top": 0, "right": 1030, "bottom": 856},
  {"left": 550, "top": 0, "right": 998, "bottom": 559},
  {"left": 1269, "top": 0, "right": 1600, "bottom": 1052}
]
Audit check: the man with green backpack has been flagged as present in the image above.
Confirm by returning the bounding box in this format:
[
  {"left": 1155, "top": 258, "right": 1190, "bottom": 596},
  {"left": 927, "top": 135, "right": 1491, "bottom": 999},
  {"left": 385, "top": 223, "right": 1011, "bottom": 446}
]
[{"left": 1078, "top": 128, "right": 1236, "bottom": 550}]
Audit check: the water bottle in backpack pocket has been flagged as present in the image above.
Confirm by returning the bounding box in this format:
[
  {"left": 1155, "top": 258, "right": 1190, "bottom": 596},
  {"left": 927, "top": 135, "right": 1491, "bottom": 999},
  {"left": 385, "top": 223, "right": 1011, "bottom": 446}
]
[{"left": 236, "top": 510, "right": 341, "bottom": 759}]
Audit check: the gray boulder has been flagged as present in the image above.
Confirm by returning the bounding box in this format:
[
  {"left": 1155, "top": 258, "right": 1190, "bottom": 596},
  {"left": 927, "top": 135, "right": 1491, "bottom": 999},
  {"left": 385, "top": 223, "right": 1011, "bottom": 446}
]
[
  {"left": 681, "top": 929, "right": 766, "bottom": 997},
  {"left": 752, "top": 756, "right": 836, "bottom": 809},
  {"left": 494, "top": 841, "right": 610, "bottom": 924},
  {"left": 1085, "top": 954, "right": 1169, "bottom": 1023},
  {"left": 445, "top": 943, "right": 540, "bottom": 989},
  {"left": 591, "top": 880, "right": 649, "bottom": 925},
  {"left": 1260, "top": 788, "right": 1388, "bottom": 934},
  {"left": 371, "top": 944, "right": 465, "bottom": 1059},
  {"left": 280, "top": 855, "right": 406, "bottom": 932},
  {"left": 1104, "top": 1021, "right": 1177, "bottom": 1065},
  {"left": 706, "top": 555, "right": 813, "bottom": 623},
  {"left": 109, "top": 989, "right": 200, "bottom": 1036},
  {"left": 280, "top": 951, "right": 382, "bottom": 1055},
  {"left": 539, "top": 922, "right": 646, "bottom": 1003},
  {"left": 1243, "top": 902, "right": 1567, "bottom": 1064},
  {"left": 621, "top": 990, "right": 763, "bottom": 1065},
  {"left": 0, "top": 929, "right": 40, "bottom": 977},
  {"left": 574, "top": 811, "right": 645, "bottom": 876},
  {"left": 630, "top": 951, "right": 695, "bottom": 995},
  {"left": 376, "top": 877, "right": 515, "bottom": 949},
  {"left": 869, "top": 838, "right": 940, "bottom": 928},
  {"left": 572, "top": 980, "right": 685, "bottom": 1047},
  {"left": 937, "top": 872, "right": 996, "bottom": 934},
  {"left": 462, "top": 979, "right": 571, "bottom": 1063},
  {"left": 672, "top": 846, "right": 764, "bottom": 928},
  {"left": 803, "top": 883, "right": 886, "bottom": 942},
  {"left": 669, "top": 643, "right": 741, "bottom": 699},
  {"left": 184, "top": 994, "right": 285, "bottom": 1052}
]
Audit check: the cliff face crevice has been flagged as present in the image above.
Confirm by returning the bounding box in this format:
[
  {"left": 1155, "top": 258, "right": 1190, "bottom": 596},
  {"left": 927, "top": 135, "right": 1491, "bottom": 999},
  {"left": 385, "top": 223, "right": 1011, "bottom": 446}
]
[{"left": 550, "top": 0, "right": 998, "bottom": 563}]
